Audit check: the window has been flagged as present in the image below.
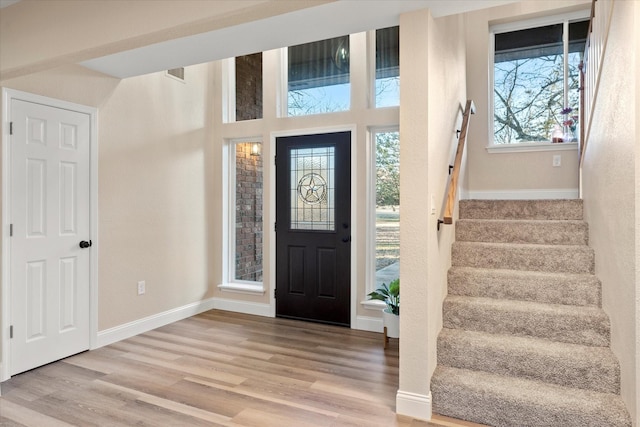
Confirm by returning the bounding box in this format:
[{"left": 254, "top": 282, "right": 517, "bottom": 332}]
[
  {"left": 369, "top": 130, "right": 400, "bottom": 293},
  {"left": 232, "top": 141, "right": 263, "bottom": 283},
  {"left": 235, "top": 53, "right": 263, "bottom": 121},
  {"left": 375, "top": 26, "right": 399, "bottom": 108},
  {"left": 492, "top": 14, "right": 589, "bottom": 145},
  {"left": 287, "top": 35, "right": 350, "bottom": 116}
]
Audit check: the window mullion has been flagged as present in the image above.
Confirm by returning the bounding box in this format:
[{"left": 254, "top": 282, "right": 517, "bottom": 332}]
[{"left": 563, "top": 20, "right": 569, "bottom": 109}]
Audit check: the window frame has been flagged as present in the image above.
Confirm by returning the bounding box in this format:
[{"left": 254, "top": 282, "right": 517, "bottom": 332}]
[
  {"left": 363, "top": 126, "right": 399, "bottom": 310},
  {"left": 219, "top": 137, "right": 265, "bottom": 295},
  {"left": 281, "top": 35, "right": 353, "bottom": 118},
  {"left": 488, "top": 10, "right": 590, "bottom": 152},
  {"left": 371, "top": 26, "right": 400, "bottom": 109}
]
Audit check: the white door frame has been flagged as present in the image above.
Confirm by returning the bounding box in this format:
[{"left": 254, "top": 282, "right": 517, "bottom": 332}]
[{"left": 1, "top": 88, "right": 99, "bottom": 382}]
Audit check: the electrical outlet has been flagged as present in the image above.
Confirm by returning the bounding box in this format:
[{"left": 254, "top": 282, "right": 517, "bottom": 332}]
[
  {"left": 137, "top": 280, "right": 146, "bottom": 295},
  {"left": 552, "top": 155, "right": 561, "bottom": 167}
]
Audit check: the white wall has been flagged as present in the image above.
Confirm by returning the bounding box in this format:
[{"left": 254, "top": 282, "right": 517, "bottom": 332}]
[
  {"left": 398, "top": 9, "right": 466, "bottom": 420},
  {"left": 1, "top": 63, "right": 215, "bottom": 332},
  {"left": 464, "top": 0, "right": 590, "bottom": 198},
  {"left": 581, "top": 0, "right": 638, "bottom": 423}
]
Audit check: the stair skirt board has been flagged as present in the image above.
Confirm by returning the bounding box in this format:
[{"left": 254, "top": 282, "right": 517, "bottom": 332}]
[
  {"left": 464, "top": 189, "right": 579, "bottom": 200},
  {"left": 433, "top": 199, "right": 632, "bottom": 427}
]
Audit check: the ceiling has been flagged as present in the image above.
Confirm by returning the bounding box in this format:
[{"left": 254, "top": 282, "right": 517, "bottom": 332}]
[
  {"left": 78, "top": 0, "right": 517, "bottom": 79},
  {"left": 2, "top": 0, "right": 517, "bottom": 79}
]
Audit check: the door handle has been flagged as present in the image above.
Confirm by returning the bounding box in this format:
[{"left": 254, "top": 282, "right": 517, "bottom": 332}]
[
  {"left": 79, "top": 240, "right": 92, "bottom": 249},
  {"left": 342, "top": 236, "right": 351, "bottom": 243}
]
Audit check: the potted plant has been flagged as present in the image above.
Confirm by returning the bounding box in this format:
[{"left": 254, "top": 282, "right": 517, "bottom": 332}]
[{"left": 367, "top": 278, "right": 399, "bottom": 340}]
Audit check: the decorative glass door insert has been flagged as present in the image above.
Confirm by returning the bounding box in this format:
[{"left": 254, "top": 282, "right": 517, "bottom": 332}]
[{"left": 289, "top": 146, "right": 335, "bottom": 231}]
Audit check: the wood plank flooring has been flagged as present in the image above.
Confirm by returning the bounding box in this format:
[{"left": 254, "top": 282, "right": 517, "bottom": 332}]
[{"left": 0, "top": 310, "right": 484, "bottom": 427}]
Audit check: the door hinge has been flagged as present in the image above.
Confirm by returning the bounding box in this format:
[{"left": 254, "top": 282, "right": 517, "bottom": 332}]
[
  {"left": 9, "top": 121, "right": 13, "bottom": 135},
  {"left": 274, "top": 156, "right": 277, "bottom": 166},
  {"left": 10, "top": 325, "right": 13, "bottom": 339},
  {"left": 274, "top": 289, "right": 276, "bottom": 299},
  {"left": 274, "top": 222, "right": 277, "bottom": 232},
  {"left": 9, "top": 223, "right": 13, "bottom": 237}
]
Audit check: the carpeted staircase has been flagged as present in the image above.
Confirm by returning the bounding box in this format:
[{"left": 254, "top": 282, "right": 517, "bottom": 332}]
[{"left": 431, "top": 199, "right": 632, "bottom": 427}]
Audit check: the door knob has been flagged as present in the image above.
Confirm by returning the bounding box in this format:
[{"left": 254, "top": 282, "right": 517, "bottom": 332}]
[
  {"left": 342, "top": 236, "right": 351, "bottom": 243},
  {"left": 79, "top": 240, "right": 92, "bottom": 249}
]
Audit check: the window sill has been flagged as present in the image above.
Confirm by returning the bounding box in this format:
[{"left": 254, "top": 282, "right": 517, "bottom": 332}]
[
  {"left": 218, "top": 282, "right": 265, "bottom": 295},
  {"left": 487, "top": 142, "right": 578, "bottom": 154},
  {"left": 361, "top": 299, "right": 385, "bottom": 311}
]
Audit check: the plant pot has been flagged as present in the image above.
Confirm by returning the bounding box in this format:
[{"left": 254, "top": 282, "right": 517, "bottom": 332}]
[{"left": 382, "top": 308, "right": 399, "bottom": 338}]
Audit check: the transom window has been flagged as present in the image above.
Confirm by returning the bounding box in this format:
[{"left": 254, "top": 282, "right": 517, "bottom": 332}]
[
  {"left": 287, "top": 35, "right": 350, "bottom": 116},
  {"left": 375, "top": 26, "right": 399, "bottom": 108},
  {"left": 491, "top": 14, "right": 589, "bottom": 145}
]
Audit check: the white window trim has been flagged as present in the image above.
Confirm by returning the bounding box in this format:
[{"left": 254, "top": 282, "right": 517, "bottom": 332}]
[
  {"left": 367, "top": 29, "right": 377, "bottom": 109},
  {"left": 488, "top": 9, "right": 590, "bottom": 151},
  {"left": 219, "top": 137, "right": 265, "bottom": 295},
  {"left": 364, "top": 126, "right": 399, "bottom": 300},
  {"left": 222, "top": 58, "right": 236, "bottom": 124}
]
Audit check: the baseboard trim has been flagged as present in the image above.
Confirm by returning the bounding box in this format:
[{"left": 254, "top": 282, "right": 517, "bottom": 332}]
[
  {"left": 211, "top": 298, "right": 273, "bottom": 318},
  {"left": 396, "top": 390, "right": 432, "bottom": 421},
  {"left": 95, "top": 298, "right": 217, "bottom": 348},
  {"left": 466, "top": 188, "right": 579, "bottom": 200},
  {"left": 95, "top": 298, "right": 274, "bottom": 349},
  {"left": 354, "top": 315, "right": 383, "bottom": 333}
]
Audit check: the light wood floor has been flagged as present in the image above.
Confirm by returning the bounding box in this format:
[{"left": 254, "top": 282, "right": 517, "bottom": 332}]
[{"left": 0, "top": 310, "right": 484, "bottom": 427}]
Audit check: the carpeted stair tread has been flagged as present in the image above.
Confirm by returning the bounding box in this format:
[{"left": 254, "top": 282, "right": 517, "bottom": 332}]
[
  {"left": 438, "top": 328, "right": 620, "bottom": 393},
  {"left": 447, "top": 267, "right": 601, "bottom": 306},
  {"left": 459, "top": 199, "right": 583, "bottom": 221},
  {"left": 443, "top": 296, "right": 610, "bottom": 346},
  {"left": 452, "top": 241, "right": 595, "bottom": 274},
  {"left": 431, "top": 365, "right": 632, "bottom": 427},
  {"left": 456, "top": 219, "right": 588, "bottom": 245}
]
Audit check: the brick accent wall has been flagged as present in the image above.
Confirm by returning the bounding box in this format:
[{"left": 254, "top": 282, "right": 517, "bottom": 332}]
[
  {"left": 235, "top": 143, "right": 263, "bottom": 281},
  {"left": 235, "top": 53, "right": 263, "bottom": 121}
]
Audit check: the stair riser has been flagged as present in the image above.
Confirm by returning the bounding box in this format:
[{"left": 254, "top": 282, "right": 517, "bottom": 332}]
[
  {"left": 431, "top": 374, "right": 631, "bottom": 427},
  {"left": 447, "top": 268, "right": 601, "bottom": 306},
  {"left": 456, "top": 220, "right": 588, "bottom": 245},
  {"left": 452, "top": 242, "right": 595, "bottom": 274},
  {"left": 438, "top": 333, "right": 620, "bottom": 394},
  {"left": 443, "top": 299, "right": 610, "bottom": 346},
  {"left": 459, "top": 199, "right": 583, "bottom": 220}
]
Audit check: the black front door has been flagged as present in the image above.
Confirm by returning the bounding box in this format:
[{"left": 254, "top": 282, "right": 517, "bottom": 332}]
[{"left": 275, "top": 132, "right": 351, "bottom": 326}]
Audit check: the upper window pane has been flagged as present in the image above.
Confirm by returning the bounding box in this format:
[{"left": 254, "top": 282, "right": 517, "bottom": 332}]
[
  {"left": 288, "top": 36, "right": 350, "bottom": 116},
  {"left": 493, "top": 20, "right": 588, "bottom": 144},
  {"left": 375, "top": 26, "right": 399, "bottom": 108},
  {"left": 236, "top": 53, "right": 263, "bottom": 121},
  {"left": 494, "top": 24, "right": 563, "bottom": 144}
]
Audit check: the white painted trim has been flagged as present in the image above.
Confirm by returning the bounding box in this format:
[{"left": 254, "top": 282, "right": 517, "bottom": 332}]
[
  {"left": 465, "top": 188, "right": 580, "bottom": 200},
  {"left": 94, "top": 297, "right": 273, "bottom": 350},
  {"left": 486, "top": 142, "right": 578, "bottom": 154},
  {"left": 366, "top": 126, "right": 399, "bottom": 296},
  {"left": 361, "top": 299, "right": 385, "bottom": 310},
  {"left": 224, "top": 137, "right": 263, "bottom": 288},
  {"left": 217, "top": 283, "right": 265, "bottom": 295},
  {"left": 221, "top": 58, "right": 235, "bottom": 123},
  {"left": 355, "top": 315, "right": 383, "bottom": 333},
  {"left": 1, "top": 89, "right": 99, "bottom": 381},
  {"left": 211, "top": 298, "right": 273, "bottom": 318},
  {"left": 96, "top": 298, "right": 216, "bottom": 348},
  {"left": 396, "top": 390, "right": 432, "bottom": 421}
]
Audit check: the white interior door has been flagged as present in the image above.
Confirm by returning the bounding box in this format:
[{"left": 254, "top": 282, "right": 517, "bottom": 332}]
[{"left": 10, "top": 99, "right": 91, "bottom": 375}]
